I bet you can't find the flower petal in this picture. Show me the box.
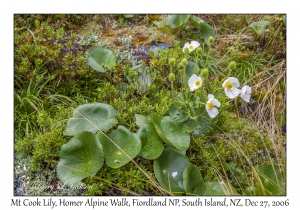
[188,74,202,91]
[208,94,214,100]
[212,99,221,107]
[240,85,251,102]
[227,77,240,88]
[189,85,197,91]
[241,94,251,102]
[222,79,228,88]
[182,42,190,52]
[225,87,241,99]
[188,74,198,85]
[207,107,219,118]
[191,41,200,48]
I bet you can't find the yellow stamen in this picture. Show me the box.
[195,80,201,87]
[225,81,233,90]
[189,45,194,50]
[207,101,214,110]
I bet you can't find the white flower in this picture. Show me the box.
[206,94,221,118]
[183,41,200,53]
[222,77,241,99]
[188,74,203,91]
[240,85,251,102]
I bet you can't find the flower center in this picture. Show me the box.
[207,101,214,110]
[195,80,201,87]
[189,45,194,50]
[225,81,233,90]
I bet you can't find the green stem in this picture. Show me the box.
[171,81,174,101]
[204,44,211,68]
[194,54,199,74]
[185,102,195,117]
[183,66,187,86]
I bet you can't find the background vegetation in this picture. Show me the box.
[14,14,286,196]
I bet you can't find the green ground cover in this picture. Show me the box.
[14,14,286,196]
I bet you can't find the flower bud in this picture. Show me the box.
[184,47,189,55]
[196,47,202,54]
[228,61,236,70]
[178,63,185,70]
[168,73,175,81]
[181,58,188,66]
[169,58,176,66]
[201,68,209,78]
[208,36,214,44]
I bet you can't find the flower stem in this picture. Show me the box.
[185,102,195,117]
[194,54,199,74]
[171,81,174,101]
[204,44,211,68]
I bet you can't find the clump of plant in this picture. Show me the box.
[56,22,285,195]
[14,14,285,196]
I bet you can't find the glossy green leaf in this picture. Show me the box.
[193,181,225,195]
[57,131,104,186]
[155,17,168,28]
[65,103,118,136]
[97,126,142,168]
[153,147,189,195]
[243,186,259,196]
[249,21,269,35]
[135,114,149,127]
[137,122,164,159]
[87,46,116,72]
[256,165,285,195]
[183,163,203,194]
[169,104,189,123]
[150,114,190,151]
[199,22,216,45]
[189,15,205,26]
[193,115,212,135]
[182,117,202,133]
[185,61,200,82]
[167,15,190,28]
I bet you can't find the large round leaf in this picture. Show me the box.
[256,165,285,195]
[199,22,216,45]
[87,46,116,72]
[137,122,164,160]
[189,15,205,26]
[65,103,118,136]
[97,126,142,168]
[193,181,226,196]
[135,114,150,127]
[249,21,269,35]
[183,163,204,194]
[169,104,189,123]
[150,114,190,151]
[193,114,213,135]
[167,14,190,28]
[182,117,202,132]
[57,131,104,186]
[154,147,189,195]
[185,61,200,82]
